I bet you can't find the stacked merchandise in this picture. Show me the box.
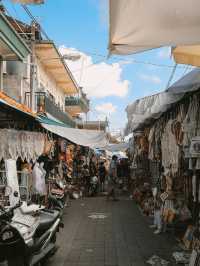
[130,131,155,216]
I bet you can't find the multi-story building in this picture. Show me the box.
[2,15,90,127]
[0,10,109,132]
[0,11,30,89]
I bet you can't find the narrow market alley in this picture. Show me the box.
[47,197,177,266]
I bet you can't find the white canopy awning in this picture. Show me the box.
[41,123,108,149]
[109,0,200,55]
[126,68,200,132]
[104,142,129,152]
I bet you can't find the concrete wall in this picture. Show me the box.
[3,56,30,103]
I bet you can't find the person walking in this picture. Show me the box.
[149,193,163,234]
[89,154,97,177]
[98,161,106,192]
[82,164,90,196]
[107,155,118,201]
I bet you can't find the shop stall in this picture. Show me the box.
[126,69,200,254]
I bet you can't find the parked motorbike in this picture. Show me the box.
[89,176,99,197]
[0,194,61,266]
[48,177,68,211]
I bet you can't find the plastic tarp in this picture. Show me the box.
[109,0,200,55]
[166,68,200,94]
[126,68,200,132]
[38,116,108,149]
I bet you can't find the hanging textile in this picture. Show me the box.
[148,126,155,160]
[161,120,179,174]
[5,159,20,207]
[32,162,47,196]
[0,129,45,162]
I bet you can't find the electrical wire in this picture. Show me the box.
[165,63,177,89]
[79,50,188,69]
[21,4,50,41]
[6,2,195,71]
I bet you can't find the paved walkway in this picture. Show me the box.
[47,197,178,266]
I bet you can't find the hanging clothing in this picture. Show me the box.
[32,162,47,196]
[192,174,197,202]
[89,161,97,177]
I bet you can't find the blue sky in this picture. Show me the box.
[3,0,192,133]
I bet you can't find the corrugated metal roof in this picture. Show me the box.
[0,91,35,117]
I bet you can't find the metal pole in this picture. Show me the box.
[0,59,3,91]
[30,22,36,111]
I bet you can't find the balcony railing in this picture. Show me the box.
[65,95,90,113]
[25,92,76,127]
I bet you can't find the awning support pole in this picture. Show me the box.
[0,59,3,92]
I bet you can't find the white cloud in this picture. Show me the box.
[139,74,162,84]
[95,102,117,115]
[157,47,171,59]
[59,46,129,99]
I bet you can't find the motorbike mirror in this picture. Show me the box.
[4,186,12,196]
[13,191,19,197]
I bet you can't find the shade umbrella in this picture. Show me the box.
[109,0,200,55]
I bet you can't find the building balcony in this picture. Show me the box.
[25,92,76,127]
[65,93,90,117]
[0,12,30,61]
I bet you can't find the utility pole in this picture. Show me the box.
[0,59,3,92]
[29,21,37,111]
[0,4,5,91]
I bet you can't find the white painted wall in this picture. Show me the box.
[36,58,65,111]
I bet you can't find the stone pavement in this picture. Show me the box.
[47,197,178,266]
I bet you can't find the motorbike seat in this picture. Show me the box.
[37,210,60,231]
